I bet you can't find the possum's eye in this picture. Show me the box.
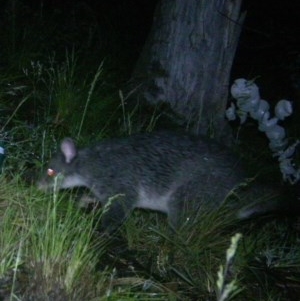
[47,168,57,177]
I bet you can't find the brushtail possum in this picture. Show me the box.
[38,132,283,232]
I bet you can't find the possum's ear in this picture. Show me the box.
[61,138,77,163]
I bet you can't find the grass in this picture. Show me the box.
[0,176,107,300]
[0,170,300,300]
[215,233,243,301]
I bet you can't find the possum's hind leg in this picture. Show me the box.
[166,198,185,231]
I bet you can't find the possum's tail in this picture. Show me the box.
[236,184,300,220]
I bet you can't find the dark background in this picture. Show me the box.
[1,0,300,113]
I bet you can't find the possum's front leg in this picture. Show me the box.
[101,194,135,233]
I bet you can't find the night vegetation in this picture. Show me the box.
[0,1,300,300]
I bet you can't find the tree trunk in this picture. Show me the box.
[131,0,245,142]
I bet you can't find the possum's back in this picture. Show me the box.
[83,131,245,204]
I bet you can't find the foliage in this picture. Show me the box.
[1,173,300,300]
[0,176,107,300]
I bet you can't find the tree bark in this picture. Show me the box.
[131,0,245,141]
